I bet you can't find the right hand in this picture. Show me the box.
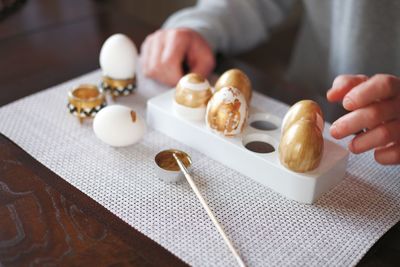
[140,28,215,86]
[327,74,400,165]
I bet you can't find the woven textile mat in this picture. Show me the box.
[0,70,399,266]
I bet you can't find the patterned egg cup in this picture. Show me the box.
[100,76,136,99]
[67,84,106,123]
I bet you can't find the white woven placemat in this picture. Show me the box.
[0,69,399,267]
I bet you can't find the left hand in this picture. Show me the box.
[327,74,400,165]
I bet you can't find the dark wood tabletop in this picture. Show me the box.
[0,1,399,266]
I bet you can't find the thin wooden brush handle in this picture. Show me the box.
[173,153,246,267]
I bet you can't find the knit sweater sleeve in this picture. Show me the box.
[163,0,295,54]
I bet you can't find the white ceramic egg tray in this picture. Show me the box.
[147,90,349,204]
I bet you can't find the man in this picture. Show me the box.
[140,0,400,165]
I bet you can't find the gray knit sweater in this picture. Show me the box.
[163,0,400,96]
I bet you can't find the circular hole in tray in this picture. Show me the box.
[249,120,277,131]
[245,141,275,153]
[242,133,277,154]
[248,113,280,131]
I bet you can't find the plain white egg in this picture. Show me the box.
[93,105,146,147]
[99,33,138,80]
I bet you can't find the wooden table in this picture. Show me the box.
[0,1,399,266]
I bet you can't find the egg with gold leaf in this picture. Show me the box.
[206,86,248,136]
[279,119,324,173]
[281,100,324,134]
[215,69,252,103]
[173,73,212,120]
[93,105,146,147]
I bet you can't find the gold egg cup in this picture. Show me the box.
[101,76,136,99]
[67,84,106,123]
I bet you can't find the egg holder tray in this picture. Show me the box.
[147,90,349,204]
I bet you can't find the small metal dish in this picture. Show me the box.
[154,149,192,183]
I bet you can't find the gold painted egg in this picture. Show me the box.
[175,73,212,108]
[206,86,248,136]
[281,100,324,134]
[215,69,252,103]
[279,120,324,173]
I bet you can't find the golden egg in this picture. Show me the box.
[175,73,212,108]
[281,100,324,134]
[215,69,252,103]
[206,86,248,136]
[279,120,324,173]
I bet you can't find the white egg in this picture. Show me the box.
[99,34,138,80]
[93,105,146,147]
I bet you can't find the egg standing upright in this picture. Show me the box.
[279,100,325,173]
[206,86,248,136]
[174,73,213,121]
[215,69,252,104]
[99,34,138,98]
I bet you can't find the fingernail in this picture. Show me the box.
[332,78,343,88]
[330,123,339,138]
[343,97,353,110]
[348,139,356,153]
[326,88,332,97]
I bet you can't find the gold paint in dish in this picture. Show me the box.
[155,149,192,172]
[67,84,106,123]
[215,69,252,104]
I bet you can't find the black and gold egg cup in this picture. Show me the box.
[67,84,107,123]
[100,76,136,99]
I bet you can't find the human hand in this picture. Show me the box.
[327,74,400,165]
[140,28,215,86]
